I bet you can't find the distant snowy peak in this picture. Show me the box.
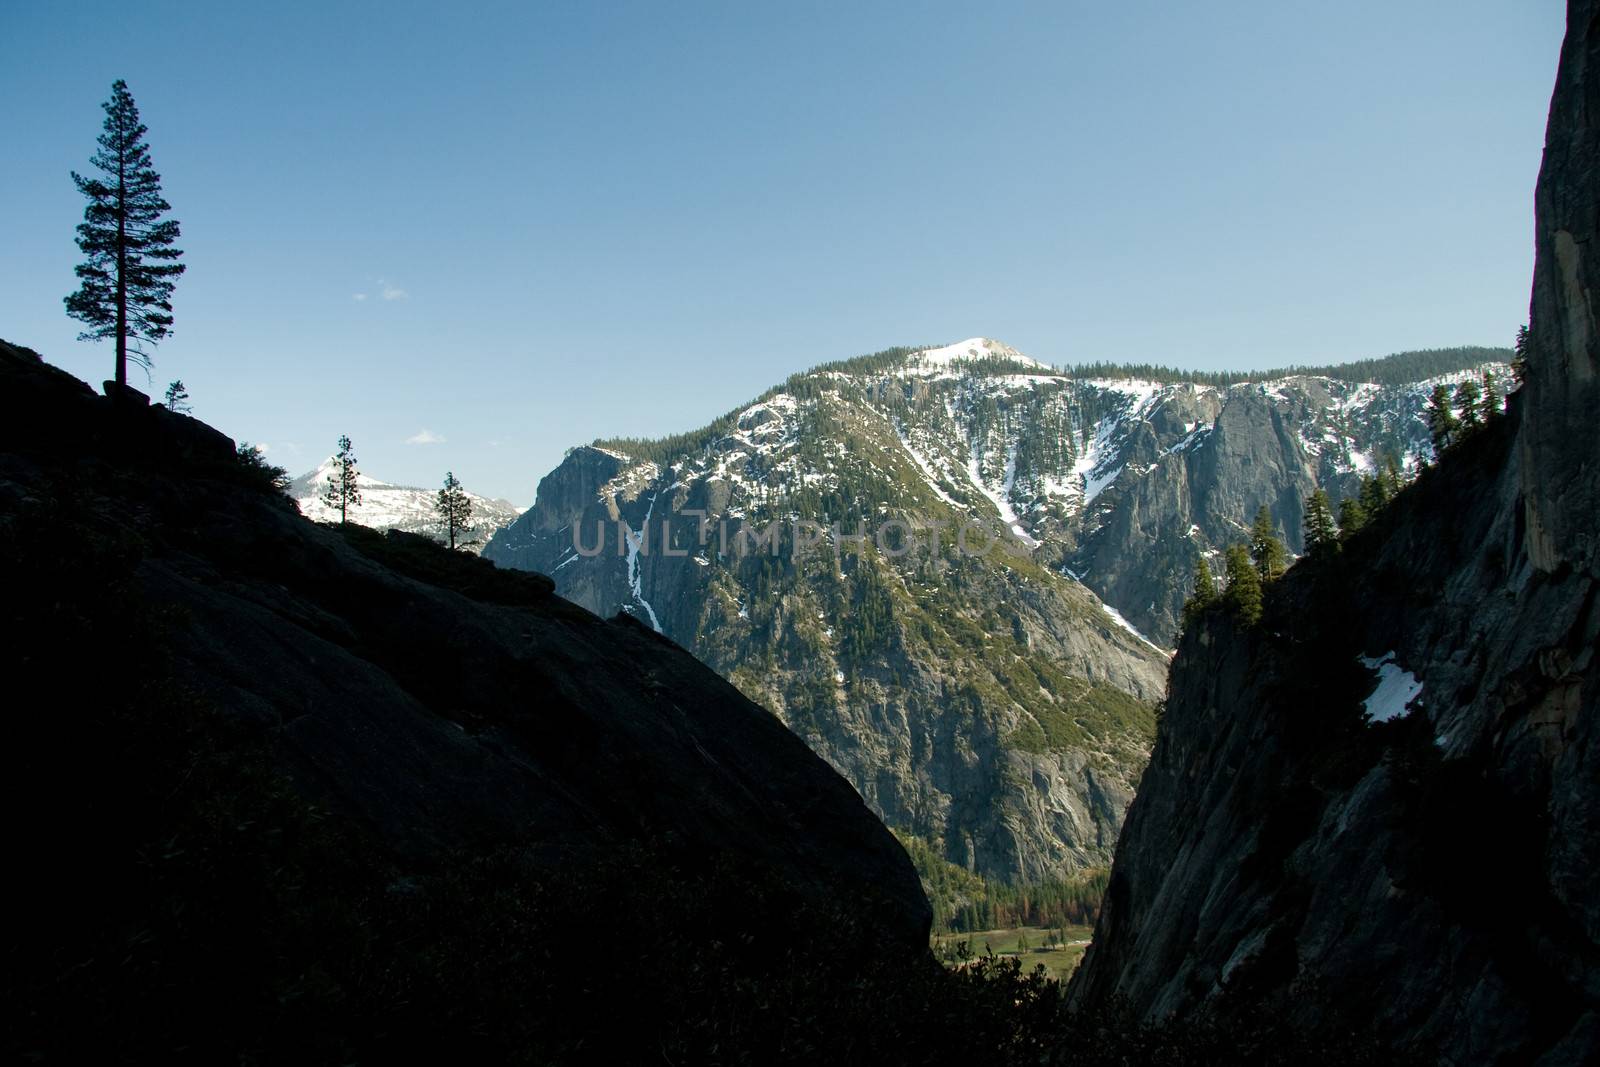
[297,455,404,493]
[290,458,521,555]
[899,337,1051,377]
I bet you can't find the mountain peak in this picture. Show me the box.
[899,337,1050,376]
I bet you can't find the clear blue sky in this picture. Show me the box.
[2,1,1568,503]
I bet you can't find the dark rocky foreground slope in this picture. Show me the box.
[0,339,941,1061]
[1070,3,1599,1063]
[0,340,1417,1066]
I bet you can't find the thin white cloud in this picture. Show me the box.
[406,428,446,445]
[353,278,407,302]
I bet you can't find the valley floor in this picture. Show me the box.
[935,924,1095,982]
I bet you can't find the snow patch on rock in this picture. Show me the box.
[1357,651,1423,722]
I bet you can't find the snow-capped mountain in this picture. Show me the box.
[885,340,1513,642]
[484,337,1511,886]
[291,458,521,553]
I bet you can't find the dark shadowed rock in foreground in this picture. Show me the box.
[1070,4,1599,1063]
[0,337,932,1061]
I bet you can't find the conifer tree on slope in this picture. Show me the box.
[163,379,190,413]
[1181,555,1219,627]
[1358,471,1394,520]
[1303,489,1338,556]
[1222,544,1263,626]
[1380,454,1404,499]
[1427,383,1459,457]
[1456,377,1483,431]
[64,80,185,397]
[322,436,362,524]
[1248,505,1287,581]
[435,471,475,550]
[1481,369,1501,421]
[1338,496,1368,538]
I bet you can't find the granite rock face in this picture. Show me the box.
[1069,6,1599,1061]
[1524,0,1600,578]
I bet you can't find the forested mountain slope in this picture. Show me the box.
[488,338,1510,888]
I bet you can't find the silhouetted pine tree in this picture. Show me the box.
[1512,324,1530,383]
[64,80,185,396]
[1249,506,1286,581]
[1427,383,1459,457]
[1303,489,1337,556]
[322,435,362,523]
[435,471,475,550]
[1222,544,1263,625]
[163,380,190,413]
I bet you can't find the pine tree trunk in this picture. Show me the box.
[115,153,127,397]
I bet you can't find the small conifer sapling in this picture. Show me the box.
[163,379,190,413]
